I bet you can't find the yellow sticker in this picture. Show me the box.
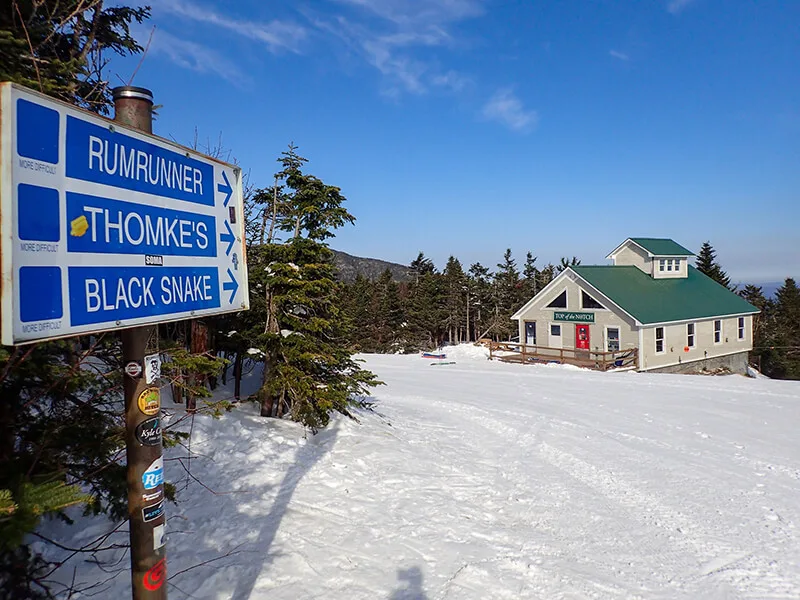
[137,387,160,416]
[70,215,89,237]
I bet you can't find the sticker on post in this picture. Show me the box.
[143,557,166,591]
[145,353,162,384]
[142,499,164,522]
[137,387,160,415]
[124,361,142,378]
[135,417,162,446]
[142,457,164,490]
[143,488,162,503]
[153,523,166,550]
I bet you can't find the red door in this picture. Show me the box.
[575,324,590,350]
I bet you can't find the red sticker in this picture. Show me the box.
[143,557,166,591]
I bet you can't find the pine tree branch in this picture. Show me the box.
[13,1,44,93]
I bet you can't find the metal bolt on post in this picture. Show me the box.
[113,86,168,600]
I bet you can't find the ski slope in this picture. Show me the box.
[39,345,800,599]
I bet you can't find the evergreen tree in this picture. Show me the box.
[695,242,732,289]
[556,256,581,273]
[770,278,800,379]
[249,146,382,429]
[0,2,150,113]
[491,249,523,339]
[739,285,769,340]
[536,263,556,292]
[410,252,435,282]
[522,252,539,299]
[443,256,467,344]
[406,258,446,348]
[468,262,493,341]
[737,285,772,374]
[340,275,376,351]
[371,270,406,352]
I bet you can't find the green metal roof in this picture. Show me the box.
[628,238,694,256]
[572,265,759,325]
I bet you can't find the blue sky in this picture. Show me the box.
[112,0,799,282]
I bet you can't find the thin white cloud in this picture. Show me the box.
[667,0,697,14]
[317,0,484,95]
[315,11,470,95]
[143,27,249,85]
[335,0,484,26]
[431,70,471,92]
[363,38,428,94]
[482,88,538,132]
[158,0,307,53]
[609,49,629,61]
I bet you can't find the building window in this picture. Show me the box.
[674,260,681,272]
[550,324,561,337]
[687,323,695,348]
[655,327,665,353]
[607,327,620,352]
[581,291,606,310]
[666,260,673,272]
[659,259,665,272]
[546,290,567,308]
[714,320,722,344]
[738,317,745,340]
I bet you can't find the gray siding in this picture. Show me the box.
[515,276,638,352]
[639,315,753,371]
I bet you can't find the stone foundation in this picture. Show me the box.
[645,351,750,375]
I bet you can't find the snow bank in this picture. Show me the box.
[36,353,800,599]
[438,342,490,361]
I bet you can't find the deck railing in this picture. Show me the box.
[484,340,638,371]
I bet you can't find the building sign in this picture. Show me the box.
[553,311,595,323]
[0,83,250,345]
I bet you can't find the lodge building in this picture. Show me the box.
[511,238,759,374]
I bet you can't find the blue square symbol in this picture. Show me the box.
[17,99,60,164]
[20,266,63,322]
[18,184,60,242]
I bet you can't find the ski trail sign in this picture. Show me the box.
[0,83,249,344]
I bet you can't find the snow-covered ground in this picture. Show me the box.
[38,345,800,599]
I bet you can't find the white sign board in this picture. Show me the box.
[0,84,249,345]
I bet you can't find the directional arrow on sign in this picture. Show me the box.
[220,220,235,256]
[217,171,232,207]
[223,268,238,304]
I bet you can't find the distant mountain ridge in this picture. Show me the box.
[330,249,414,282]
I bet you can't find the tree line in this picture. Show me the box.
[336,251,581,352]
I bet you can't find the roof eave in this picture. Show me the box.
[606,238,695,259]
[641,309,761,328]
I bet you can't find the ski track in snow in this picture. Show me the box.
[36,346,800,599]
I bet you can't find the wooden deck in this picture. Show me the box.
[484,340,638,371]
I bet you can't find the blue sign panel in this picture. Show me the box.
[3,84,249,345]
[16,99,59,164]
[18,184,60,242]
[65,116,215,206]
[68,266,220,326]
[20,266,63,322]
[66,192,217,257]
